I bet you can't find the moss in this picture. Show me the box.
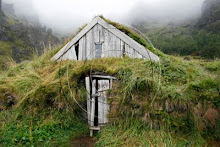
[5,15,17,25]
[0,41,12,55]
[0,49,219,145]
[0,18,219,145]
[99,15,163,56]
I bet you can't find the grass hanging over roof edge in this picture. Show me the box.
[99,15,164,57]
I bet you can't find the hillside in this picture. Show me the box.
[0,18,219,146]
[197,0,220,32]
[0,50,219,146]
[132,0,220,59]
[0,5,60,70]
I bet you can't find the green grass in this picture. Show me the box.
[0,49,219,146]
[144,24,220,59]
[0,16,219,146]
[0,110,88,147]
[0,41,12,55]
[96,119,205,147]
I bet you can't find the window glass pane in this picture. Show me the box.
[95,44,102,58]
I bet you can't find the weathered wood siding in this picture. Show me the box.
[57,45,77,61]
[51,17,160,62]
[63,23,144,60]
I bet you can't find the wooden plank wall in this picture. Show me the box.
[57,45,77,61]
[91,79,96,127]
[76,23,144,60]
[85,77,91,125]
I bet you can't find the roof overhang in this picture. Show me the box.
[51,16,160,62]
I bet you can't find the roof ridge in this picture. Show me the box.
[51,16,159,61]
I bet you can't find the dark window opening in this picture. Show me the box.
[122,44,126,57]
[75,42,79,60]
[95,44,102,58]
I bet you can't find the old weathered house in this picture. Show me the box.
[51,16,159,136]
[51,16,159,61]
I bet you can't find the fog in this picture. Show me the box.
[3,0,205,34]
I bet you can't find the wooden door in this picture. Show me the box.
[86,76,113,127]
[97,80,110,125]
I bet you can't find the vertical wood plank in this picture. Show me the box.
[120,40,125,57]
[130,46,134,58]
[110,79,113,89]
[85,77,91,125]
[98,80,104,124]
[86,28,92,60]
[57,45,77,61]
[91,26,95,59]
[103,28,109,58]
[105,30,113,57]
[79,36,84,61]
[116,37,121,57]
[82,35,86,60]
[91,79,96,127]
[112,35,116,57]
[94,25,99,43]
[125,43,130,57]
[103,80,110,124]
[98,24,105,43]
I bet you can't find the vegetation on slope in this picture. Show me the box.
[0,11,60,70]
[132,0,220,59]
[0,44,219,146]
[0,16,219,146]
[143,25,220,59]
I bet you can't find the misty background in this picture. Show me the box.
[3,0,205,34]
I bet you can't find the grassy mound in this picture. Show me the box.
[0,45,219,146]
[0,16,219,146]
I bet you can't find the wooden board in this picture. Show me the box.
[98,80,110,125]
[79,36,87,60]
[85,77,91,125]
[90,79,96,127]
[97,17,160,61]
[98,24,105,43]
[92,75,116,80]
[51,16,160,62]
[57,45,77,61]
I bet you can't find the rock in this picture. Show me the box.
[0,92,15,109]
[0,2,61,65]
[165,99,173,112]
[11,45,21,63]
[197,0,220,32]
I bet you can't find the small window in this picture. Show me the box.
[95,44,102,58]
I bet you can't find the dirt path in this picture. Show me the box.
[70,136,96,147]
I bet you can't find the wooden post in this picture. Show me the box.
[98,80,104,125]
[90,79,96,136]
[85,77,91,125]
[110,79,113,89]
